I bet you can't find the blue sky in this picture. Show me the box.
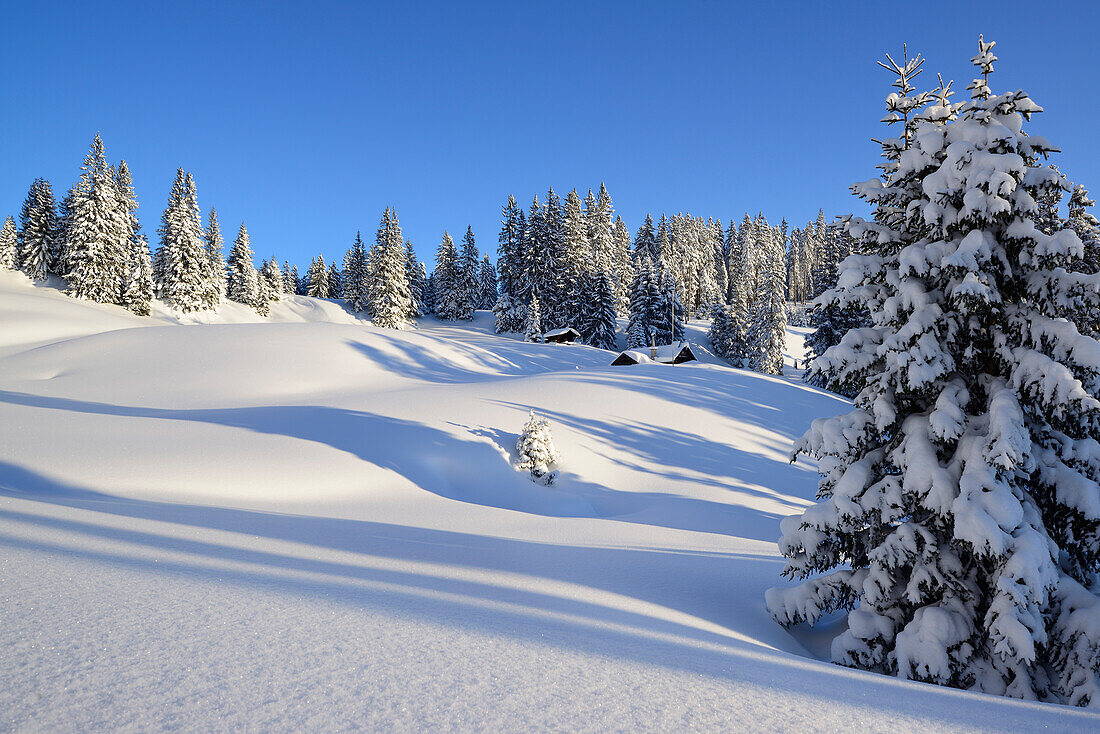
[2,1,1097,269]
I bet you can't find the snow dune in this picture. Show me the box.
[1,270,1095,731]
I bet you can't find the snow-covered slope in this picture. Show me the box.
[1,270,1095,731]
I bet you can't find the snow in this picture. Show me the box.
[1,269,1096,731]
[543,327,580,339]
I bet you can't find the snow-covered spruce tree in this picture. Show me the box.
[768,38,1100,705]
[343,231,368,311]
[625,319,649,351]
[626,257,655,348]
[203,208,226,309]
[226,222,259,307]
[326,263,342,300]
[524,292,543,343]
[478,254,498,310]
[632,214,658,265]
[493,291,525,334]
[157,170,209,312]
[423,271,436,315]
[306,254,328,297]
[404,240,425,318]
[1068,185,1100,274]
[496,194,523,303]
[433,230,462,320]
[416,260,430,317]
[0,216,19,270]
[519,197,544,302]
[584,270,618,350]
[261,257,283,299]
[65,136,130,303]
[516,410,560,485]
[368,208,412,329]
[746,227,788,375]
[122,234,154,315]
[560,189,590,331]
[612,216,634,314]
[113,161,141,307]
[708,302,748,365]
[253,258,280,317]
[651,263,685,346]
[540,188,567,329]
[805,223,869,393]
[454,226,479,319]
[282,261,297,296]
[17,178,58,280]
[804,302,870,395]
[1067,186,1100,336]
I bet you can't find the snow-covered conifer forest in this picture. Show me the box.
[2,31,1099,732]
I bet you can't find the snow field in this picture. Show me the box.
[1,271,1096,731]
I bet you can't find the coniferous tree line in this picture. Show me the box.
[485,183,842,373]
[2,134,286,317]
[493,185,629,350]
[4,135,848,375]
[328,207,430,329]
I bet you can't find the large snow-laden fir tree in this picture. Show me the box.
[767,38,1100,706]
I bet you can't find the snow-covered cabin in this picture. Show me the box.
[543,327,581,344]
[611,341,697,366]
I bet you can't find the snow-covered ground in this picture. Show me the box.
[1,270,1096,732]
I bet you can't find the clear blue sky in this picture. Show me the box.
[2,1,1097,269]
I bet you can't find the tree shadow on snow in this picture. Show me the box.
[0,459,789,659]
[343,331,610,386]
[0,389,792,540]
[2,462,1090,731]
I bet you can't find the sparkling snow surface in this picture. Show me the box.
[1,270,1096,732]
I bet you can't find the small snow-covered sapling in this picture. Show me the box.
[516,410,560,485]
